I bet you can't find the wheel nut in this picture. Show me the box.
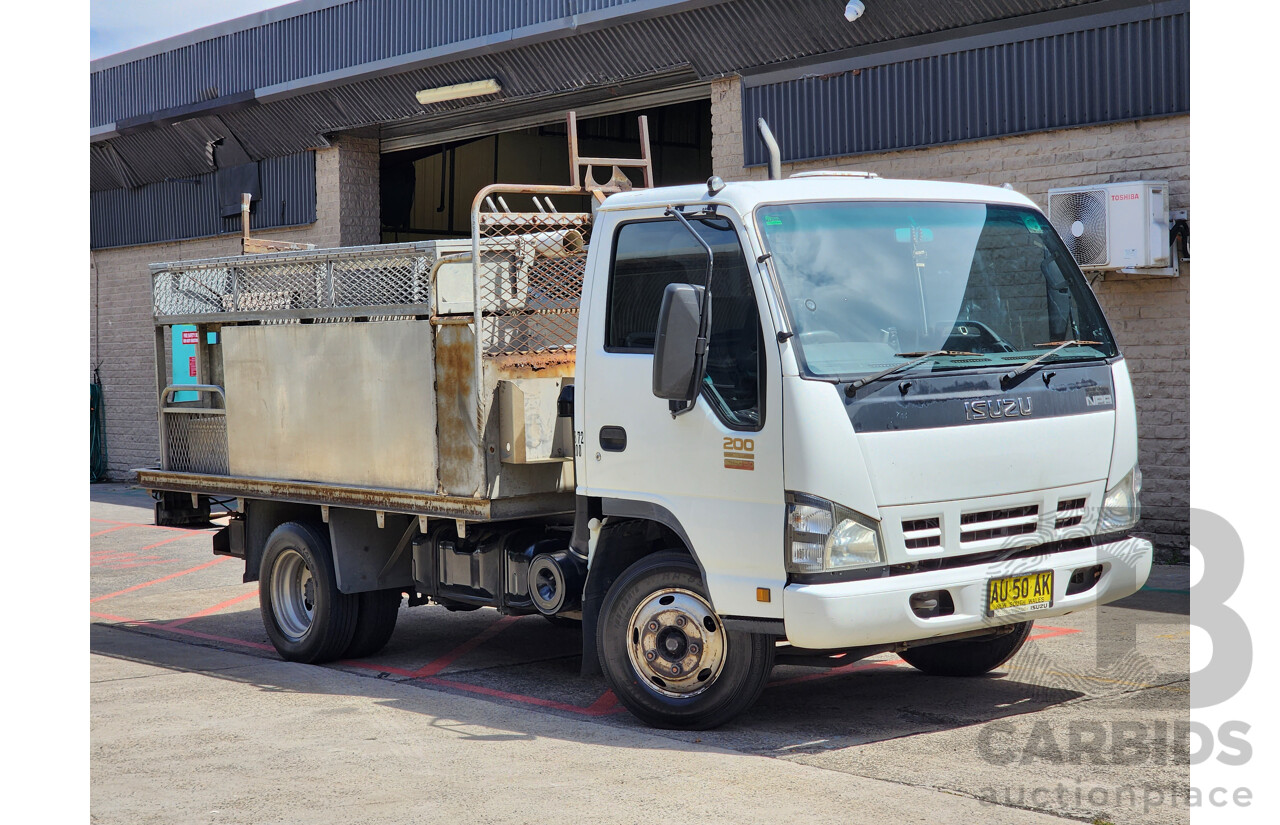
[688,644,699,655]
[670,665,681,675]
[675,616,686,627]
[645,651,656,661]
[647,621,659,632]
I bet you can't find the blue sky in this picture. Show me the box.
[91,0,292,59]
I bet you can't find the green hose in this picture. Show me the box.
[91,371,109,482]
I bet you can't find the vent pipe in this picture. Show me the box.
[756,118,781,180]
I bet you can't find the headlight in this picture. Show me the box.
[785,493,884,573]
[1098,467,1142,532]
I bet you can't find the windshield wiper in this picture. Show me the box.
[845,350,977,397]
[1001,340,1102,388]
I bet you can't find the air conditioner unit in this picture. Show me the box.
[1047,181,1171,272]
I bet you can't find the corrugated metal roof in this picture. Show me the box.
[93,1,1101,128]
[93,0,1106,189]
[91,0,685,128]
[741,6,1188,165]
[90,151,316,249]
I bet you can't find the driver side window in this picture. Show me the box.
[606,218,763,430]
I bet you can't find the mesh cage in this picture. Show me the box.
[151,243,437,320]
[163,412,229,475]
[475,212,591,356]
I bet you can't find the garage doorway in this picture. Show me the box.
[379,98,712,243]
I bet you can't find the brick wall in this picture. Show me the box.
[90,135,380,479]
[711,77,1190,559]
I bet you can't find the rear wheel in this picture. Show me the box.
[259,521,357,663]
[898,621,1033,676]
[342,589,402,659]
[597,551,774,730]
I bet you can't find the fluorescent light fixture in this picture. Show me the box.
[415,79,502,105]
[844,1,865,22]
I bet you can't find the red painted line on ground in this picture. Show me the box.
[89,524,134,538]
[93,559,182,570]
[158,625,275,651]
[90,610,137,623]
[1027,624,1081,642]
[91,610,275,651]
[91,518,208,534]
[411,616,520,678]
[137,534,198,552]
[163,590,258,628]
[89,557,230,604]
[582,690,622,715]
[424,676,629,716]
[341,660,420,678]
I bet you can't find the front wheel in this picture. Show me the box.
[597,551,774,730]
[898,621,1033,676]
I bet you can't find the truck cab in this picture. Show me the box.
[574,174,1151,726]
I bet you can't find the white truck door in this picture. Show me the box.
[579,207,785,619]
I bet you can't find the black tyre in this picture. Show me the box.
[597,551,774,730]
[898,621,1033,677]
[341,589,402,659]
[259,521,358,663]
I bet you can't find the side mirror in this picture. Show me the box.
[652,283,709,405]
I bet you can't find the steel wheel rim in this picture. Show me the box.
[271,548,315,642]
[626,587,726,698]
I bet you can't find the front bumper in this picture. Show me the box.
[782,536,1152,650]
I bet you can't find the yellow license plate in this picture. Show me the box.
[987,570,1054,616]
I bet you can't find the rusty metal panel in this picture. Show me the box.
[223,320,437,491]
[434,322,486,498]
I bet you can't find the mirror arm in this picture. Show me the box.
[664,207,715,416]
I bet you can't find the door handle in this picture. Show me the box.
[599,426,627,452]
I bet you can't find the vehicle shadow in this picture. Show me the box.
[90,617,1085,756]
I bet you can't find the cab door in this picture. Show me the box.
[578,206,784,618]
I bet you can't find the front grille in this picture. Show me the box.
[1056,497,1086,529]
[960,505,1038,543]
[902,517,941,549]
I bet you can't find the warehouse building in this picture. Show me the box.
[89,0,1190,558]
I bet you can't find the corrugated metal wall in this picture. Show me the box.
[90,151,316,249]
[742,10,1189,166]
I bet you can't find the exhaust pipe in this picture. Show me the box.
[757,118,782,180]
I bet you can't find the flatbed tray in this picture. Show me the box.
[135,469,574,523]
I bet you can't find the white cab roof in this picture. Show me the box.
[598,175,1039,215]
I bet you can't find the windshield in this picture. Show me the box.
[755,201,1118,381]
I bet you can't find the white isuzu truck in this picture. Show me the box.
[138,115,1152,729]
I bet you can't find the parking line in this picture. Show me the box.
[422,676,629,716]
[91,610,276,652]
[89,557,230,604]
[159,626,275,652]
[90,524,134,538]
[411,616,520,678]
[137,534,200,553]
[163,591,258,628]
[1026,624,1081,641]
[91,518,207,534]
